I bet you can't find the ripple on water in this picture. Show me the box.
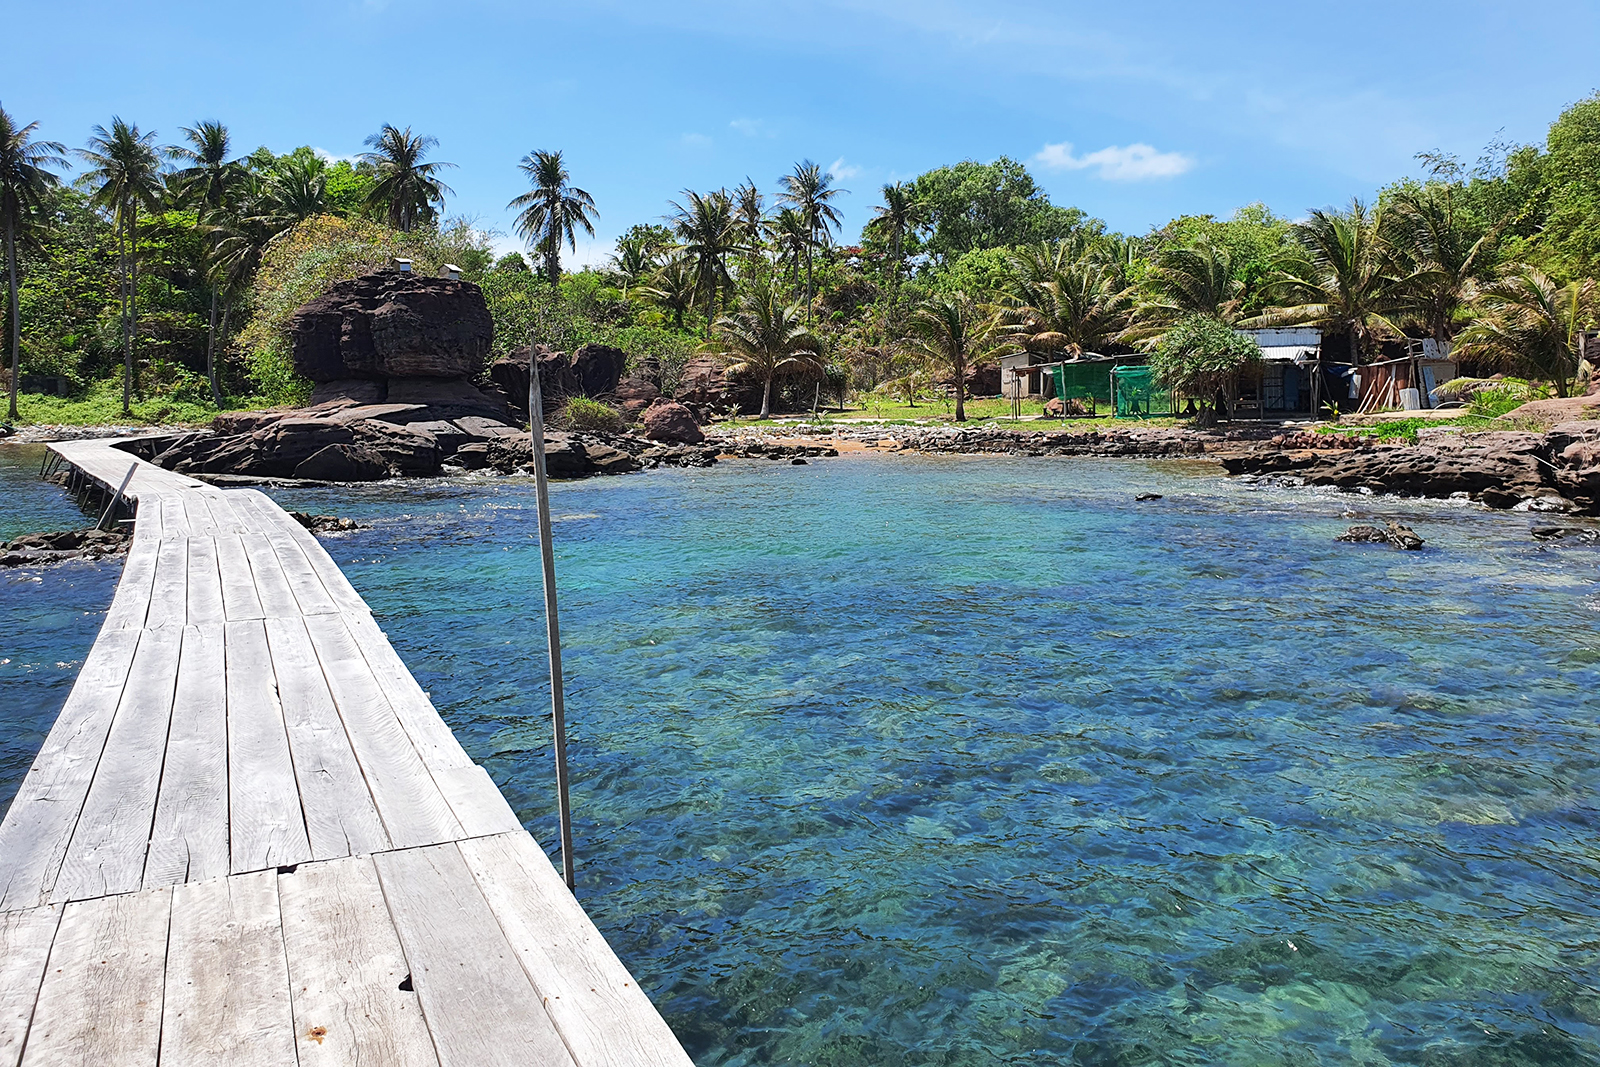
[6,452,1600,1065]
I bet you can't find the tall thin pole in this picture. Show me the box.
[528,354,577,891]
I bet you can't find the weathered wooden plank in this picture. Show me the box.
[0,905,60,1067]
[185,535,226,626]
[432,766,524,838]
[216,533,266,621]
[181,492,219,538]
[202,491,254,536]
[144,624,230,889]
[240,532,303,619]
[278,857,437,1067]
[341,612,473,772]
[160,490,194,538]
[0,629,140,911]
[461,833,696,1067]
[264,529,340,617]
[303,614,463,849]
[236,492,371,616]
[374,845,577,1067]
[262,616,389,860]
[103,500,160,632]
[160,871,296,1067]
[145,535,188,631]
[51,626,182,904]
[20,887,169,1067]
[226,620,313,873]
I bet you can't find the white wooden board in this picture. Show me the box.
[144,624,230,889]
[225,621,313,873]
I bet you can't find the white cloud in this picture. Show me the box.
[827,156,862,181]
[312,146,361,165]
[1032,141,1193,181]
[729,117,775,138]
[680,132,713,148]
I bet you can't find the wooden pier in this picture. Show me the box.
[0,439,694,1067]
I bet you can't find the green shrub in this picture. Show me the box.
[1467,378,1550,417]
[560,395,625,433]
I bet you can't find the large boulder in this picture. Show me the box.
[490,344,630,421]
[641,400,704,444]
[290,272,494,382]
[615,377,662,417]
[570,343,627,397]
[155,417,442,478]
[293,444,390,481]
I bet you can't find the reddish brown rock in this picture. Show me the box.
[641,400,704,444]
[290,272,493,382]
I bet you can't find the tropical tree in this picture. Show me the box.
[905,291,1007,422]
[769,207,810,290]
[731,178,765,262]
[1001,241,1138,356]
[865,181,926,297]
[0,106,67,420]
[360,124,453,232]
[776,160,845,311]
[1247,200,1404,363]
[1455,265,1597,396]
[1147,313,1262,423]
[508,149,597,286]
[78,118,167,414]
[638,253,697,330]
[710,274,823,417]
[1386,183,1498,344]
[171,121,245,403]
[1128,239,1247,346]
[668,188,737,336]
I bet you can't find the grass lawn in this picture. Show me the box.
[4,379,264,428]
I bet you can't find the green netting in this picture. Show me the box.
[1112,366,1174,418]
[1051,362,1114,407]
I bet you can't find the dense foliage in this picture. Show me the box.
[2,91,1599,423]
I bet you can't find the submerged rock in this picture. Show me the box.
[2,527,131,566]
[1336,521,1423,549]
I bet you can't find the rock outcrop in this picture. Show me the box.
[488,343,631,421]
[2,527,131,567]
[291,273,493,382]
[641,400,705,444]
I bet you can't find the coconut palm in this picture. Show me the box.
[906,292,1007,422]
[1246,200,1404,364]
[864,181,926,297]
[1129,240,1247,345]
[1001,241,1138,357]
[769,207,810,291]
[731,178,765,261]
[776,160,845,312]
[170,121,245,403]
[78,118,167,414]
[0,106,67,420]
[668,189,737,336]
[259,154,328,228]
[637,253,697,330]
[508,149,597,286]
[1386,185,1498,345]
[1455,266,1597,397]
[360,124,454,232]
[710,275,824,418]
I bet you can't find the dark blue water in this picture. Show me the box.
[0,444,122,812]
[6,448,1600,1064]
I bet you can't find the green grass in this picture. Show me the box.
[1316,415,1501,444]
[722,396,1184,432]
[5,379,264,428]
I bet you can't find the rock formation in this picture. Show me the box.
[487,343,630,421]
[641,400,705,444]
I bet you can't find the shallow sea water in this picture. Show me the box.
[5,446,1600,1065]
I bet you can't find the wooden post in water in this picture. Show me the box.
[528,354,578,891]
[96,463,138,531]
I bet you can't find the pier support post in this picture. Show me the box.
[528,356,577,891]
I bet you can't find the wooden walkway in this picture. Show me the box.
[0,439,694,1067]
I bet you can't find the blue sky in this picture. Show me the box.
[11,0,1599,264]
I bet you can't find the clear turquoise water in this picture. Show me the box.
[7,448,1600,1064]
[0,445,122,812]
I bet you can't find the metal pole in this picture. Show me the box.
[97,463,138,531]
[528,354,577,891]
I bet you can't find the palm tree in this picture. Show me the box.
[1001,241,1138,356]
[171,121,244,403]
[1246,200,1404,364]
[864,181,925,296]
[1455,266,1597,397]
[731,178,765,262]
[360,124,453,232]
[1128,240,1246,345]
[668,189,737,337]
[78,118,167,414]
[709,275,824,418]
[906,292,1007,422]
[637,254,697,330]
[776,160,845,313]
[769,207,810,292]
[0,106,66,421]
[1386,185,1498,345]
[508,149,597,286]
